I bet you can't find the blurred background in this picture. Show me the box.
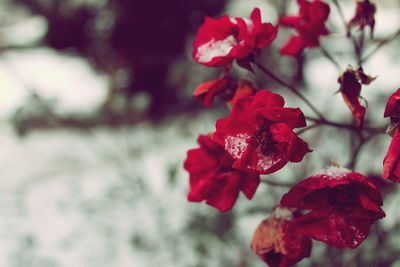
[0,0,400,266]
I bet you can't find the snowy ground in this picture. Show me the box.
[1,0,400,266]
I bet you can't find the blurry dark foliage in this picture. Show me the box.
[14,0,226,118]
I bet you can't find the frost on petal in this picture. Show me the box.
[316,166,351,180]
[224,133,250,159]
[196,36,237,63]
[272,206,295,220]
[256,147,281,172]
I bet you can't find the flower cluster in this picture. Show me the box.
[281,167,385,249]
[279,0,330,56]
[184,1,390,266]
[193,8,278,67]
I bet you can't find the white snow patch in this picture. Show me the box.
[196,36,237,63]
[272,207,294,220]
[317,166,351,179]
[256,148,280,172]
[224,133,250,159]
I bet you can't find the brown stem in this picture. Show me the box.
[361,28,400,64]
[305,116,385,135]
[261,178,294,188]
[331,0,348,30]
[320,44,342,71]
[254,62,326,120]
[331,0,363,66]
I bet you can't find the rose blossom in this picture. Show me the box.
[281,167,385,249]
[279,0,330,56]
[193,8,278,67]
[184,134,260,212]
[251,206,312,267]
[213,90,311,175]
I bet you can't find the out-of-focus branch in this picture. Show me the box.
[361,28,400,64]
[305,116,386,135]
[255,62,326,120]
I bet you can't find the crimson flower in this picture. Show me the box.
[279,0,330,56]
[184,134,260,212]
[383,129,400,182]
[383,89,400,182]
[281,167,385,249]
[338,66,375,126]
[213,90,311,175]
[251,206,312,267]
[347,0,376,38]
[384,88,400,120]
[193,8,278,67]
[193,78,255,107]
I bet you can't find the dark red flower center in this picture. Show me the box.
[255,123,278,154]
[216,79,238,101]
[332,186,356,206]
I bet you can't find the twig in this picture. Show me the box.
[296,124,319,135]
[320,44,342,71]
[331,0,363,66]
[261,178,294,188]
[254,62,326,120]
[361,29,400,64]
[305,116,385,135]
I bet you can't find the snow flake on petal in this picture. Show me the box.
[256,147,280,172]
[317,166,351,180]
[224,133,250,159]
[272,206,295,220]
[197,36,237,63]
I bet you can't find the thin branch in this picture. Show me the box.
[361,28,400,64]
[348,133,368,170]
[296,124,319,135]
[305,116,385,135]
[331,0,347,31]
[331,0,363,65]
[320,44,342,71]
[254,62,326,120]
[261,178,294,188]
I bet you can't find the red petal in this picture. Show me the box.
[293,210,373,249]
[384,88,400,118]
[280,36,306,56]
[383,129,400,182]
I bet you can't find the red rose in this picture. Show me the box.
[281,167,385,249]
[384,88,400,119]
[184,135,260,212]
[213,90,311,175]
[279,0,330,56]
[338,66,375,126]
[347,0,376,38]
[193,8,278,67]
[383,129,400,182]
[383,90,400,182]
[193,78,255,108]
[251,206,312,267]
